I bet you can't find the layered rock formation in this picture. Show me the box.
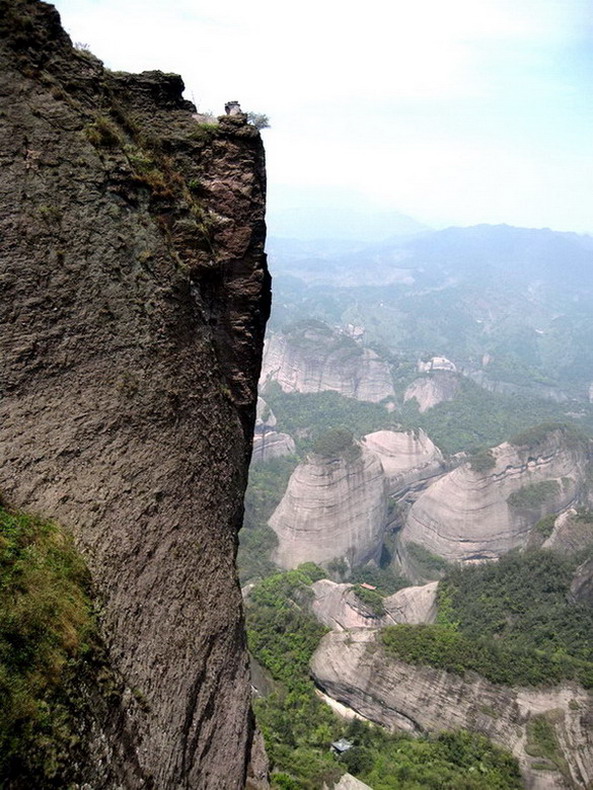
[311,580,384,630]
[403,371,460,412]
[269,446,387,569]
[361,428,444,495]
[0,2,269,787]
[259,323,395,403]
[543,509,593,555]
[312,630,593,789]
[383,582,438,624]
[311,580,438,630]
[252,397,295,463]
[401,428,589,562]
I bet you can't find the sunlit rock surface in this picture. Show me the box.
[269,446,387,569]
[312,630,593,790]
[401,429,589,562]
[310,580,438,630]
[260,324,395,403]
[361,428,444,495]
[404,372,460,412]
[382,582,438,624]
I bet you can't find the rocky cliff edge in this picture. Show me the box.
[0,2,270,787]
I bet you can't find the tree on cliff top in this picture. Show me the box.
[312,427,359,458]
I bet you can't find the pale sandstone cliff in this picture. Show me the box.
[382,582,438,624]
[0,2,269,787]
[269,446,387,569]
[259,324,395,403]
[542,508,593,555]
[311,580,438,630]
[252,397,295,463]
[361,428,444,495]
[403,371,460,412]
[311,630,593,790]
[401,429,589,562]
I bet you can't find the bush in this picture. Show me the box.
[312,428,359,459]
[85,115,122,148]
[509,422,584,449]
[353,586,385,617]
[507,481,560,509]
[0,505,101,784]
[534,514,556,538]
[246,111,270,130]
[405,541,449,579]
[468,448,496,473]
[410,550,593,687]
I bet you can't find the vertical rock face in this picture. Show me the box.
[401,429,590,562]
[269,446,387,569]
[361,428,444,495]
[260,324,395,403]
[311,630,593,790]
[403,372,460,413]
[0,2,269,787]
[251,397,296,463]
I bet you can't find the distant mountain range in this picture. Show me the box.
[267,224,593,396]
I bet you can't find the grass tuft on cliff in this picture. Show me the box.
[0,503,99,784]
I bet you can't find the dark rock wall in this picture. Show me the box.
[0,1,270,787]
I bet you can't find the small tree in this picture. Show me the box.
[246,111,270,130]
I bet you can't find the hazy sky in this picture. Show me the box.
[53,0,593,234]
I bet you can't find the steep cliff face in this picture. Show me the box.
[252,397,295,463]
[269,446,387,569]
[401,429,589,562]
[403,372,460,413]
[0,2,269,788]
[542,508,593,555]
[361,428,444,495]
[259,324,395,403]
[311,630,593,790]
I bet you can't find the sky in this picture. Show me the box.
[52,0,593,236]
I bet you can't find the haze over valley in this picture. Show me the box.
[3,1,593,788]
[241,216,593,789]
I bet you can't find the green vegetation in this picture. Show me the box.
[85,114,122,148]
[381,623,593,687]
[507,480,560,509]
[525,714,568,776]
[246,566,344,788]
[382,550,593,687]
[352,586,385,616]
[534,514,556,538]
[400,379,589,455]
[312,427,359,459]
[348,564,408,595]
[469,448,496,473]
[247,567,521,789]
[343,722,522,790]
[247,566,328,691]
[0,504,104,785]
[239,457,298,585]
[405,541,450,580]
[264,386,390,454]
[509,422,582,448]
